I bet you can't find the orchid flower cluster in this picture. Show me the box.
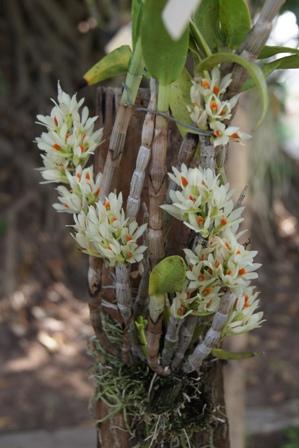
[36,84,147,267]
[163,164,264,336]
[188,67,251,147]
[73,193,147,266]
[36,83,103,184]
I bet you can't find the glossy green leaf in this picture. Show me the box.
[212,348,258,360]
[266,55,299,70]
[149,256,186,295]
[258,45,299,59]
[190,20,212,58]
[169,69,192,136]
[219,0,251,49]
[83,45,132,86]
[198,52,268,125]
[141,0,189,85]
[132,0,143,49]
[243,55,299,90]
[193,0,220,52]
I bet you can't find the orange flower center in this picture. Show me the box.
[104,200,110,210]
[220,217,228,226]
[125,234,133,242]
[238,268,246,276]
[203,287,212,296]
[230,132,240,141]
[213,130,222,138]
[213,85,220,95]
[181,176,188,187]
[243,295,250,308]
[201,79,210,89]
[196,216,205,225]
[210,101,218,112]
[220,107,228,116]
[52,143,62,151]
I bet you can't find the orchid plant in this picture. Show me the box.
[35,0,295,446]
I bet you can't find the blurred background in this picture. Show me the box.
[0,1,299,447]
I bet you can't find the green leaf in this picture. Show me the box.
[132,0,143,49]
[169,69,192,136]
[83,45,132,86]
[198,52,268,125]
[190,20,212,57]
[243,55,299,90]
[141,0,189,85]
[258,45,299,59]
[149,256,186,295]
[219,0,251,49]
[266,55,299,70]
[212,348,258,360]
[193,0,220,52]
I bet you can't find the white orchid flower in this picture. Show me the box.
[193,68,233,98]
[188,67,251,145]
[72,193,147,266]
[53,166,102,213]
[211,121,252,147]
[36,82,103,179]
[223,287,264,336]
[161,165,244,238]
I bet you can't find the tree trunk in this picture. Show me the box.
[91,87,230,447]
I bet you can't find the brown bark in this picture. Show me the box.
[92,87,230,447]
[195,362,230,447]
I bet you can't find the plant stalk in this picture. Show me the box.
[183,290,234,373]
[100,39,144,199]
[161,315,183,367]
[148,83,169,267]
[227,0,286,98]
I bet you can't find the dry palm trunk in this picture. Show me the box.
[91,87,230,447]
